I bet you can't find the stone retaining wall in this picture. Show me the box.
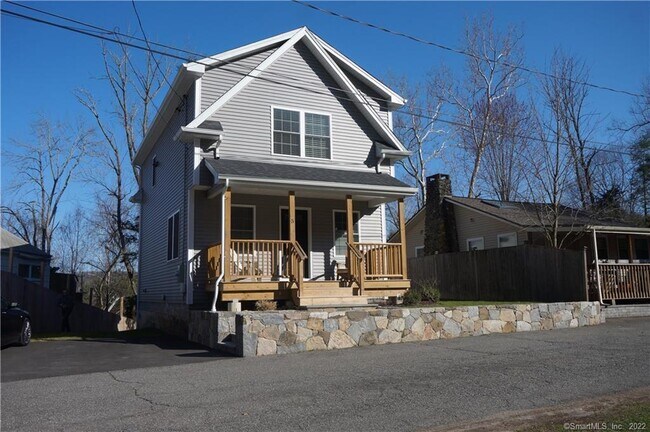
[189,302,603,357]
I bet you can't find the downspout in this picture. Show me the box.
[375,153,386,174]
[591,228,605,306]
[211,178,229,312]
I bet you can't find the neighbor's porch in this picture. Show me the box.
[189,187,411,308]
[587,228,650,304]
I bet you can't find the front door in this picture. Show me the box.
[280,208,310,278]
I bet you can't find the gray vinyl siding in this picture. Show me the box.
[453,205,527,251]
[201,47,280,112]
[139,96,192,305]
[404,212,425,259]
[205,41,384,170]
[345,73,390,126]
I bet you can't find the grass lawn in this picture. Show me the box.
[32,328,163,342]
[518,402,650,432]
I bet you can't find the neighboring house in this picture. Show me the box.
[132,27,416,333]
[1,228,51,288]
[392,174,650,304]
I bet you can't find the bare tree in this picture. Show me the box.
[391,74,448,208]
[54,207,92,275]
[546,49,599,209]
[2,117,92,254]
[441,14,524,198]
[76,41,168,295]
[478,94,532,201]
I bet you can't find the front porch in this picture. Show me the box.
[190,187,411,308]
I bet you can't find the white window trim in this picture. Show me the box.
[415,246,425,257]
[497,232,517,248]
[231,204,257,239]
[466,237,484,251]
[278,206,313,280]
[167,211,180,262]
[332,209,362,258]
[270,105,334,161]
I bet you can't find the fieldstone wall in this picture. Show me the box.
[188,302,602,356]
[188,311,236,348]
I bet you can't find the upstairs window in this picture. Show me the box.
[167,212,180,261]
[272,107,331,159]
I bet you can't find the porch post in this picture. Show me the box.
[398,198,408,279]
[628,235,635,262]
[591,229,603,304]
[346,195,354,247]
[223,187,232,283]
[289,191,296,243]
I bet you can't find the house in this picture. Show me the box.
[391,174,650,304]
[132,27,416,333]
[1,228,51,288]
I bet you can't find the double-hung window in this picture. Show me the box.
[497,232,517,248]
[231,206,255,240]
[167,212,180,261]
[272,108,331,159]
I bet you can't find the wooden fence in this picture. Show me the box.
[1,272,120,334]
[408,245,587,302]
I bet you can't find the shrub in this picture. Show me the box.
[402,288,422,306]
[414,280,441,303]
[255,300,277,311]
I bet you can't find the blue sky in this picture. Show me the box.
[2,1,648,214]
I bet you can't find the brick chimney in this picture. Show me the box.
[424,174,458,254]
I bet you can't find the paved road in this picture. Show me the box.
[2,318,649,431]
[1,335,226,382]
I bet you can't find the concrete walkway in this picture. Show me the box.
[2,318,649,431]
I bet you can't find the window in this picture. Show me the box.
[497,232,517,248]
[273,108,300,156]
[596,237,609,261]
[152,155,158,186]
[272,108,331,159]
[467,237,484,251]
[617,236,630,261]
[304,113,331,159]
[333,210,359,256]
[635,238,649,261]
[18,264,41,279]
[232,206,255,240]
[167,212,180,261]
[415,246,425,258]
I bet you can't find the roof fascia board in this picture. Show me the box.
[312,33,406,108]
[301,31,407,152]
[191,28,303,68]
[445,198,525,229]
[187,29,307,129]
[133,67,201,166]
[215,174,417,197]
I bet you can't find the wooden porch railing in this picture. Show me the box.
[189,243,222,288]
[347,242,365,295]
[289,241,308,298]
[356,242,404,280]
[597,263,650,301]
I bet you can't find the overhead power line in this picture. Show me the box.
[291,0,644,99]
[0,7,634,157]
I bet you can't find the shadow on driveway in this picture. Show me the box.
[1,333,229,383]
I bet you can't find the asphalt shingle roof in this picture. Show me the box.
[204,158,413,189]
[445,196,630,229]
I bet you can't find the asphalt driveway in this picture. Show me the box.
[1,333,226,382]
[2,318,649,431]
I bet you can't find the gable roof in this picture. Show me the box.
[133,27,408,167]
[387,206,425,243]
[1,228,50,258]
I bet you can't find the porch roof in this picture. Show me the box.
[204,158,416,198]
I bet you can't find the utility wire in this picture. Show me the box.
[0,7,633,157]
[130,0,184,106]
[291,0,644,99]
